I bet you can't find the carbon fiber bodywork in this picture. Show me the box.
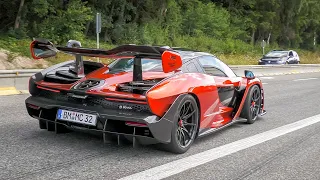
[25,93,190,144]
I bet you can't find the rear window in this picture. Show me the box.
[108,58,163,72]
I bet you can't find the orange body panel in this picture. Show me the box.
[146,73,245,129]
[36,66,173,101]
[161,51,183,73]
[35,64,264,130]
[85,67,173,100]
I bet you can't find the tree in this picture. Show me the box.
[14,0,25,29]
[2,0,320,52]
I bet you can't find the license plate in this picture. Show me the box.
[57,109,97,126]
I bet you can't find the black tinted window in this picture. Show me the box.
[108,58,163,72]
[203,67,227,77]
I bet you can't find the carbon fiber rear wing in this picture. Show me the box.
[32,38,170,58]
[30,38,182,80]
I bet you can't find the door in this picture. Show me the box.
[197,55,240,128]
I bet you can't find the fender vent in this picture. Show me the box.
[78,80,100,89]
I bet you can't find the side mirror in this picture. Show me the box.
[161,51,182,73]
[30,39,57,59]
[244,70,255,79]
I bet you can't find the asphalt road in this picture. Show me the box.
[1,72,320,180]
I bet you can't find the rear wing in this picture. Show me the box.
[31,38,173,58]
[30,38,182,80]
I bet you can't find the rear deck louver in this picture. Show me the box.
[73,79,104,90]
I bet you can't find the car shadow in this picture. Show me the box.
[193,117,267,146]
[25,128,175,156]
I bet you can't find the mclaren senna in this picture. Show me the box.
[25,39,266,154]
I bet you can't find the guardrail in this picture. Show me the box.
[1,64,320,78]
[0,69,41,78]
[229,64,320,69]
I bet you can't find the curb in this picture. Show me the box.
[0,87,29,96]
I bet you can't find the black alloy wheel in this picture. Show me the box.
[176,101,198,148]
[242,85,262,124]
[164,95,199,154]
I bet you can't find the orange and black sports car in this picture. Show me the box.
[25,39,266,154]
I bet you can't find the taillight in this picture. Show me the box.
[125,121,147,127]
[27,103,40,110]
[37,85,60,93]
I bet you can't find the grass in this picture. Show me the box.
[0,35,320,66]
[216,54,261,65]
[0,36,31,56]
[296,50,320,64]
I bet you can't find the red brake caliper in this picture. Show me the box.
[251,101,255,107]
[178,120,183,127]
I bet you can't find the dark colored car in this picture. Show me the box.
[25,39,266,154]
[258,50,300,65]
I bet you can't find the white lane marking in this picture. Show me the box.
[119,114,320,180]
[260,77,274,79]
[262,83,268,85]
[293,77,318,81]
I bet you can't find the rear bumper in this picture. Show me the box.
[25,96,174,144]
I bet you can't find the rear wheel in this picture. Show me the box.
[241,85,261,124]
[164,95,199,154]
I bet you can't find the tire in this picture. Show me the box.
[241,85,261,124]
[163,95,199,154]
